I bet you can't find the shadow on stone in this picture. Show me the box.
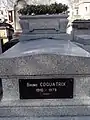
[2,39,19,53]
[0,78,3,101]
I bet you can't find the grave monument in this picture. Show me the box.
[0,14,90,119]
[72,20,90,53]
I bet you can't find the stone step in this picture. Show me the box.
[0,105,90,117]
[0,117,90,120]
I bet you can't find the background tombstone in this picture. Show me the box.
[71,20,90,41]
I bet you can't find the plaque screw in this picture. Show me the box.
[20,96,23,99]
[19,80,21,82]
[70,96,73,98]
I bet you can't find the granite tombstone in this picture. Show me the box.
[0,14,90,120]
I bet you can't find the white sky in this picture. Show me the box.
[0,0,70,9]
[56,0,69,5]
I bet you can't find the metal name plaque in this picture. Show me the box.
[19,78,74,99]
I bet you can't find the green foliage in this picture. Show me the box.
[18,2,68,15]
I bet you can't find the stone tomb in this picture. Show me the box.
[0,40,90,119]
[71,20,90,41]
[0,15,90,119]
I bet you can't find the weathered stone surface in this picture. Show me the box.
[0,117,90,120]
[1,13,90,119]
[2,76,90,102]
[0,40,90,77]
[72,20,90,30]
[73,35,90,53]
[19,14,68,35]
[74,35,90,45]
[1,104,90,117]
[19,33,71,41]
[72,20,90,41]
